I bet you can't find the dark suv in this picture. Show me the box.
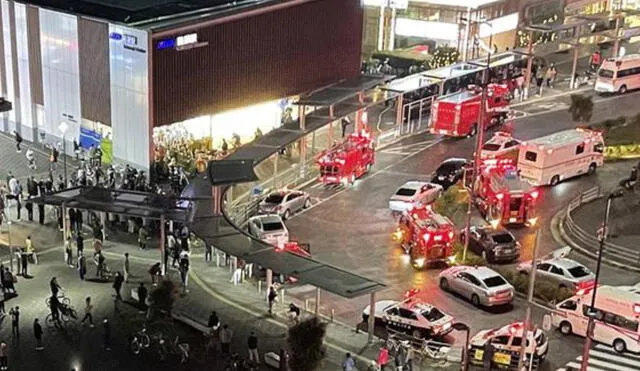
[461,226,520,263]
[431,158,471,189]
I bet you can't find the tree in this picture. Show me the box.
[568,94,594,123]
[431,46,460,68]
[287,317,327,371]
[149,279,178,317]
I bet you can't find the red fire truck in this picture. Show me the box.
[392,205,455,269]
[474,159,539,227]
[316,131,375,185]
[429,84,511,137]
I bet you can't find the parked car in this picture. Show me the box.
[460,226,520,263]
[258,190,311,220]
[438,266,514,307]
[469,322,549,368]
[517,253,595,292]
[247,214,289,247]
[389,181,443,213]
[431,158,471,189]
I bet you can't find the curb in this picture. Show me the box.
[552,209,640,273]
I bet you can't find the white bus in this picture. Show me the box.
[595,54,640,94]
[517,128,604,186]
[552,285,640,353]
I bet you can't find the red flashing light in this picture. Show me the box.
[423,233,431,242]
[530,190,539,199]
[496,193,504,200]
[404,288,420,299]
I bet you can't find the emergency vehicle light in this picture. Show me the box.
[634,304,640,315]
[496,193,504,200]
[404,288,420,299]
[414,258,426,268]
[423,233,431,242]
[530,190,539,199]
[434,235,443,242]
[448,231,454,239]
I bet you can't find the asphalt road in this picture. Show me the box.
[279,89,640,370]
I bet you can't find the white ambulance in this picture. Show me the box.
[517,128,604,186]
[552,285,640,353]
[595,54,640,94]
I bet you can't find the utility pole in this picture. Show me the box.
[517,227,542,370]
[524,29,534,100]
[613,13,622,58]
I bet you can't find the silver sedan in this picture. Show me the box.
[258,190,311,220]
[438,266,514,307]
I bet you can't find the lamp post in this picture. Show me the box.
[462,19,492,263]
[59,122,69,186]
[517,226,542,370]
[453,322,470,371]
[580,189,624,371]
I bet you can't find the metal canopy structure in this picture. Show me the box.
[30,186,194,223]
[294,75,390,106]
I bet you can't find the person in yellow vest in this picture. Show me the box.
[25,236,38,265]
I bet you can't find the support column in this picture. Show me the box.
[613,15,621,58]
[368,292,376,343]
[395,94,404,129]
[311,131,316,156]
[570,45,579,90]
[462,7,472,61]
[273,153,279,189]
[377,3,386,51]
[355,92,365,132]
[160,214,166,275]
[524,30,534,100]
[62,203,68,239]
[298,105,307,177]
[266,268,273,290]
[388,6,396,51]
[315,287,321,317]
[328,105,334,145]
[100,212,107,241]
[212,186,222,214]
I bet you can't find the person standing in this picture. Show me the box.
[68,208,76,234]
[25,235,37,264]
[37,201,45,225]
[3,269,15,295]
[267,285,278,315]
[0,290,6,317]
[81,297,94,327]
[167,233,176,266]
[247,331,259,364]
[179,251,189,293]
[149,263,161,285]
[78,252,87,280]
[483,340,495,371]
[123,253,130,283]
[205,243,212,263]
[20,249,28,277]
[14,130,22,152]
[9,306,19,339]
[65,237,73,267]
[76,233,84,256]
[138,225,148,250]
[219,324,232,355]
[33,319,44,350]
[112,272,124,301]
[343,353,356,371]
[76,209,83,231]
[103,317,111,351]
[25,197,33,222]
[137,283,148,311]
[0,341,8,370]
[377,345,389,370]
[50,277,61,297]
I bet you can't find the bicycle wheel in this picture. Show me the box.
[141,333,151,349]
[45,297,51,307]
[131,337,143,355]
[60,297,71,306]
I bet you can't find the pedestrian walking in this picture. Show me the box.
[81,297,94,327]
[343,353,356,371]
[149,262,161,285]
[20,250,28,277]
[9,306,19,339]
[138,225,148,250]
[0,341,8,370]
[65,237,73,267]
[483,341,495,371]
[123,253,130,282]
[14,130,22,152]
[205,243,212,263]
[33,318,43,350]
[247,331,259,364]
[219,324,232,355]
[267,284,278,315]
[179,252,189,293]
[78,252,87,280]
[103,317,111,351]
[50,277,61,297]
[137,283,148,311]
[112,272,124,301]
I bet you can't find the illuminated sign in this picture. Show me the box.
[176,33,198,47]
[156,33,208,51]
[110,32,145,53]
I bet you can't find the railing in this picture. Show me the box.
[564,186,640,266]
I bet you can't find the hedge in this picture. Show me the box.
[492,266,574,305]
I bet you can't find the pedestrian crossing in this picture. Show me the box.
[557,344,640,371]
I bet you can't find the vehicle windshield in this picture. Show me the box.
[422,308,445,322]
[483,275,508,288]
[436,163,462,175]
[482,143,501,151]
[491,233,514,244]
[262,221,284,232]
[396,188,417,197]
[598,69,614,79]
[567,265,591,278]
[265,194,285,204]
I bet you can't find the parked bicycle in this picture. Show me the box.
[130,326,152,355]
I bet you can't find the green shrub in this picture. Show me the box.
[451,240,487,266]
[433,183,469,226]
[491,266,573,304]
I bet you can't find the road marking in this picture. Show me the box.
[379,150,415,156]
[557,344,640,371]
[378,170,430,178]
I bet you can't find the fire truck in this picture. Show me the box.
[429,84,511,137]
[316,131,375,185]
[392,205,455,269]
[475,159,539,227]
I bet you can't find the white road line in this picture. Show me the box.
[577,356,640,371]
[563,361,606,371]
[589,350,640,368]
[378,170,430,178]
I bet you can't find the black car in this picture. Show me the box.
[431,158,471,189]
[460,226,520,263]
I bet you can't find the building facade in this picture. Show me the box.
[0,0,363,170]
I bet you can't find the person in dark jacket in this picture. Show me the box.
[25,198,33,222]
[483,341,495,371]
[33,318,44,350]
[14,130,22,152]
[37,202,45,225]
[68,208,76,233]
[112,272,124,301]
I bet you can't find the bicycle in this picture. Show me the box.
[130,326,151,355]
[415,339,450,361]
[157,335,190,364]
[45,294,71,307]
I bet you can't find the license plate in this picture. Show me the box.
[494,352,511,365]
[509,217,517,222]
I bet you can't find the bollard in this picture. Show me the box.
[241,270,245,283]
[305,299,309,311]
[281,288,285,304]
[331,309,334,323]
[258,280,262,293]
[216,252,220,267]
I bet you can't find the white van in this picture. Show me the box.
[552,285,640,353]
[595,54,640,94]
[517,128,604,186]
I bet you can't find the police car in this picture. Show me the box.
[469,322,549,368]
[480,132,521,161]
[361,291,455,339]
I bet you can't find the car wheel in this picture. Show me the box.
[613,338,627,353]
[481,250,492,264]
[471,294,481,307]
[362,313,369,323]
[550,175,560,186]
[303,198,311,209]
[559,321,572,336]
[411,328,424,339]
[283,209,291,220]
[439,278,449,291]
[350,174,356,184]
[588,163,597,175]
[619,84,628,94]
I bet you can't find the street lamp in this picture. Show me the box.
[580,189,624,371]
[59,122,68,187]
[452,322,470,371]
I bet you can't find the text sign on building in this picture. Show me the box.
[110,32,145,54]
[156,32,209,51]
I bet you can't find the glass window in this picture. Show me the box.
[511,336,525,347]
[568,266,591,278]
[265,194,285,204]
[399,308,418,320]
[262,221,284,232]
[423,307,445,322]
[396,188,417,197]
[598,69,614,78]
[288,193,300,200]
[594,142,604,153]
[604,312,639,332]
[491,335,510,345]
[576,143,585,155]
[550,265,564,276]
[582,305,603,320]
[482,143,502,151]
[559,300,578,311]
[484,275,507,288]
[505,140,520,148]
[537,263,552,271]
[491,233,514,244]
[386,307,399,316]
[525,151,538,162]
